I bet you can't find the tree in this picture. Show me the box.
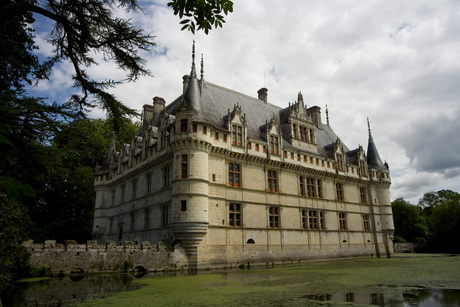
[391,197,428,243]
[1,0,233,131]
[0,194,31,290]
[419,190,460,253]
[168,0,234,34]
[27,118,139,242]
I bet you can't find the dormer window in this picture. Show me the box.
[270,135,279,155]
[359,160,367,176]
[300,126,308,141]
[336,153,344,171]
[232,124,243,147]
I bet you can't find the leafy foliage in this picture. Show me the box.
[0,194,31,290]
[392,190,460,253]
[392,197,428,243]
[168,0,234,34]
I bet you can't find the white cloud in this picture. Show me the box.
[32,0,460,201]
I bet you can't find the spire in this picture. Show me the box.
[190,40,197,78]
[326,105,330,126]
[366,118,386,170]
[183,41,201,111]
[200,54,204,81]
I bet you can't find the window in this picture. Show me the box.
[247,142,252,149]
[336,154,344,171]
[256,144,259,151]
[162,204,169,227]
[299,176,305,196]
[181,155,188,179]
[307,210,325,230]
[180,119,188,132]
[363,214,370,231]
[269,206,280,228]
[215,132,219,140]
[267,170,278,192]
[111,189,115,206]
[336,183,344,201]
[132,179,137,199]
[307,177,315,197]
[223,134,227,142]
[316,179,323,198]
[232,124,243,146]
[130,211,136,230]
[300,126,307,141]
[121,184,125,202]
[203,126,207,135]
[144,208,150,228]
[339,212,347,230]
[290,152,294,159]
[309,210,318,229]
[228,163,241,187]
[293,124,297,139]
[270,135,279,155]
[163,166,170,188]
[192,124,197,133]
[359,160,367,176]
[359,187,367,204]
[229,203,241,227]
[181,200,187,211]
[301,210,307,229]
[283,151,287,158]
[297,154,301,161]
[146,173,152,194]
[263,145,267,153]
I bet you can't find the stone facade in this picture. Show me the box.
[93,43,394,269]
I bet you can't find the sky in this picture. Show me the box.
[29,0,460,204]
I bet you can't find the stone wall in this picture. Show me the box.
[23,240,188,275]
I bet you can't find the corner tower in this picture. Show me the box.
[170,42,210,268]
[367,118,394,257]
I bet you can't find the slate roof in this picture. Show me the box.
[165,75,355,162]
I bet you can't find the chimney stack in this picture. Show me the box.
[152,96,166,124]
[308,106,323,129]
[142,104,154,127]
[257,87,268,103]
[182,75,190,94]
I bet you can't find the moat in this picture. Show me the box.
[2,254,460,306]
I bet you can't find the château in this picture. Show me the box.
[93,43,394,269]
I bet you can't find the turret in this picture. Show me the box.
[171,42,210,269]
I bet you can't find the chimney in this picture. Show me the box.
[308,106,323,129]
[143,104,154,127]
[152,96,166,123]
[257,87,268,103]
[182,75,190,94]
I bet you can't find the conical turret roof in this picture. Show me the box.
[366,118,387,170]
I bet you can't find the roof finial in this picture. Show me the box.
[200,54,204,81]
[190,40,197,78]
[367,117,372,138]
[326,105,330,126]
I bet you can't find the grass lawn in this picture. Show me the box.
[80,254,460,306]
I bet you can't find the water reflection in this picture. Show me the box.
[2,273,460,306]
[2,274,144,307]
[302,288,460,306]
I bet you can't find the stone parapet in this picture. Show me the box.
[22,240,188,274]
